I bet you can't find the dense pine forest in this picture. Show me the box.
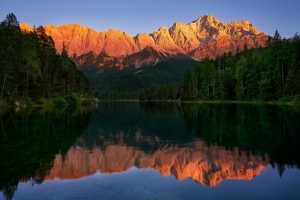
[90,60,198,100]
[140,30,300,102]
[0,13,92,107]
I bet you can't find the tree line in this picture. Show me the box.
[91,60,197,100]
[0,13,92,106]
[140,30,300,102]
[139,85,180,101]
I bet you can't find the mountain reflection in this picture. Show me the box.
[1,102,300,199]
[141,102,300,170]
[46,141,269,187]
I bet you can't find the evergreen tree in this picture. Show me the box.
[235,56,247,99]
[182,68,193,100]
[0,13,93,106]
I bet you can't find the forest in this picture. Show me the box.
[139,30,300,102]
[90,59,198,100]
[0,13,93,107]
[2,12,299,104]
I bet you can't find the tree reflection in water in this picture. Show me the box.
[0,102,300,199]
[0,106,94,200]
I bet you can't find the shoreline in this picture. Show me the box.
[0,97,99,110]
[2,99,300,109]
[138,99,300,106]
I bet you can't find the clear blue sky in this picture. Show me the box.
[1,0,299,38]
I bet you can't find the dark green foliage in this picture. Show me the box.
[139,85,178,101]
[65,92,78,106]
[0,13,92,105]
[182,68,194,100]
[81,98,92,106]
[87,60,198,100]
[149,30,300,101]
[53,97,68,107]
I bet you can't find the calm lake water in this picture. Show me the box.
[0,102,300,200]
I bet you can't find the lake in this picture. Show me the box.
[0,102,300,200]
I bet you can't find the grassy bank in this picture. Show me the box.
[0,93,98,110]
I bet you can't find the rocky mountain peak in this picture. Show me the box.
[134,33,156,50]
[20,15,268,70]
[152,26,182,53]
[169,21,199,53]
[200,14,220,26]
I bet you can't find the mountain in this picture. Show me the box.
[20,14,268,72]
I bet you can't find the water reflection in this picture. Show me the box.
[0,106,95,200]
[0,102,300,199]
[140,102,300,173]
[46,142,269,187]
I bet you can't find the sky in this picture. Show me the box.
[1,0,300,38]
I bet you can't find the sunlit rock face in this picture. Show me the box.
[45,141,268,187]
[187,15,267,58]
[20,14,268,69]
[169,22,200,53]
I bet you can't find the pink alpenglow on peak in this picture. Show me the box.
[20,14,268,69]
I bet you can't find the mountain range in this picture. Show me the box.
[20,14,269,72]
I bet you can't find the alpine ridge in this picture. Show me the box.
[20,14,269,72]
